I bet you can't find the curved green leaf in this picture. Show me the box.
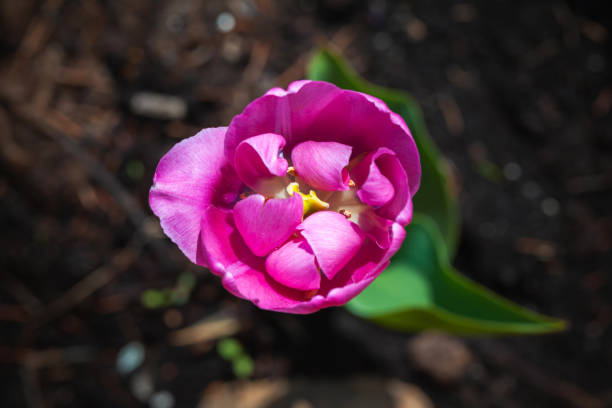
[346,216,566,334]
[307,49,460,256]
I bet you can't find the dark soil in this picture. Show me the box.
[1,0,611,407]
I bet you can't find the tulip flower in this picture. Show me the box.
[150,80,421,313]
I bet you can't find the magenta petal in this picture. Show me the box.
[298,211,365,280]
[374,149,411,222]
[395,199,414,226]
[357,209,394,249]
[149,127,241,265]
[225,81,343,158]
[233,133,288,191]
[353,147,411,223]
[233,193,303,257]
[222,262,306,311]
[265,237,320,291]
[291,141,352,191]
[285,86,421,194]
[225,81,420,196]
[199,205,259,275]
[351,152,395,206]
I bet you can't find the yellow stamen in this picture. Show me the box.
[286,182,329,217]
[348,179,356,187]
[287,166,296,177]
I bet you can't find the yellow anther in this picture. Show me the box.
[287,166,296,176]
[286,182,329,217]
[286,182,300,196]
[348,179,356,187]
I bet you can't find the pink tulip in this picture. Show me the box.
[149,80,421,313]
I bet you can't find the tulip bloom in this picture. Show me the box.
[150,80,420,313]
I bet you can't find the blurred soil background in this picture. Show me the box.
[1,0,611,407]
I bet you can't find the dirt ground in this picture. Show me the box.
[1,0,611,407]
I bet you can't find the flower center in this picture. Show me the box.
[286,182,329,217]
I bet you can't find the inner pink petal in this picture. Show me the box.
[298,211,365,280]
[291,141,352,191]
[233,193,303,257]
[352,147,410,222]
[356,208,394,249]
[351,152,395,206]
[375,150,410,222]
[233,133,288,192]
[265,237,321,291]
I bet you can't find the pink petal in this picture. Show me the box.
[352,147,411,223]
[373,149,411,222]
[223,223,406,314]
[282,224,406,314]
[149,127,241,265]
[225,81,341,158]
[291,141,352,191]
[318,222,406,296]
[302,89,420,195]
[233,193,303,257]
[199,205,260,275]
[226,81,420,195]
[298,211,365,280]
[265,237,320,291]
[351,150,395,206]
[221,262,309,312]
[357,209,394,249]
[395,199,414,226]
[233,133,288,192]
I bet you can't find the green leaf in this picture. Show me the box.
[346,215,566,334]
[307,49,460,256]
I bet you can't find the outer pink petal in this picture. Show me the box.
[233,193,303,256]
[395,199,414,226]
[225,81,341,159]
[291,141,352,191]
[221,223,406,314]
[279,223,406,314]
[199,205,259,275]
[265,237,320,291]
[221,262,309,311]
[225,80,421,196]
[298,211,365,280]
[149,127,241,265]
[233,133,288,191]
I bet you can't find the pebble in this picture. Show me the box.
[129,92,187,120]
[131,372,154,402]
[541,197,560,216]
[150,390,175,408]
[407,332,473,384]
[521,181,541,199]
[116,342,145,374]
[216,12,236,33]
[503,162,522,181]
